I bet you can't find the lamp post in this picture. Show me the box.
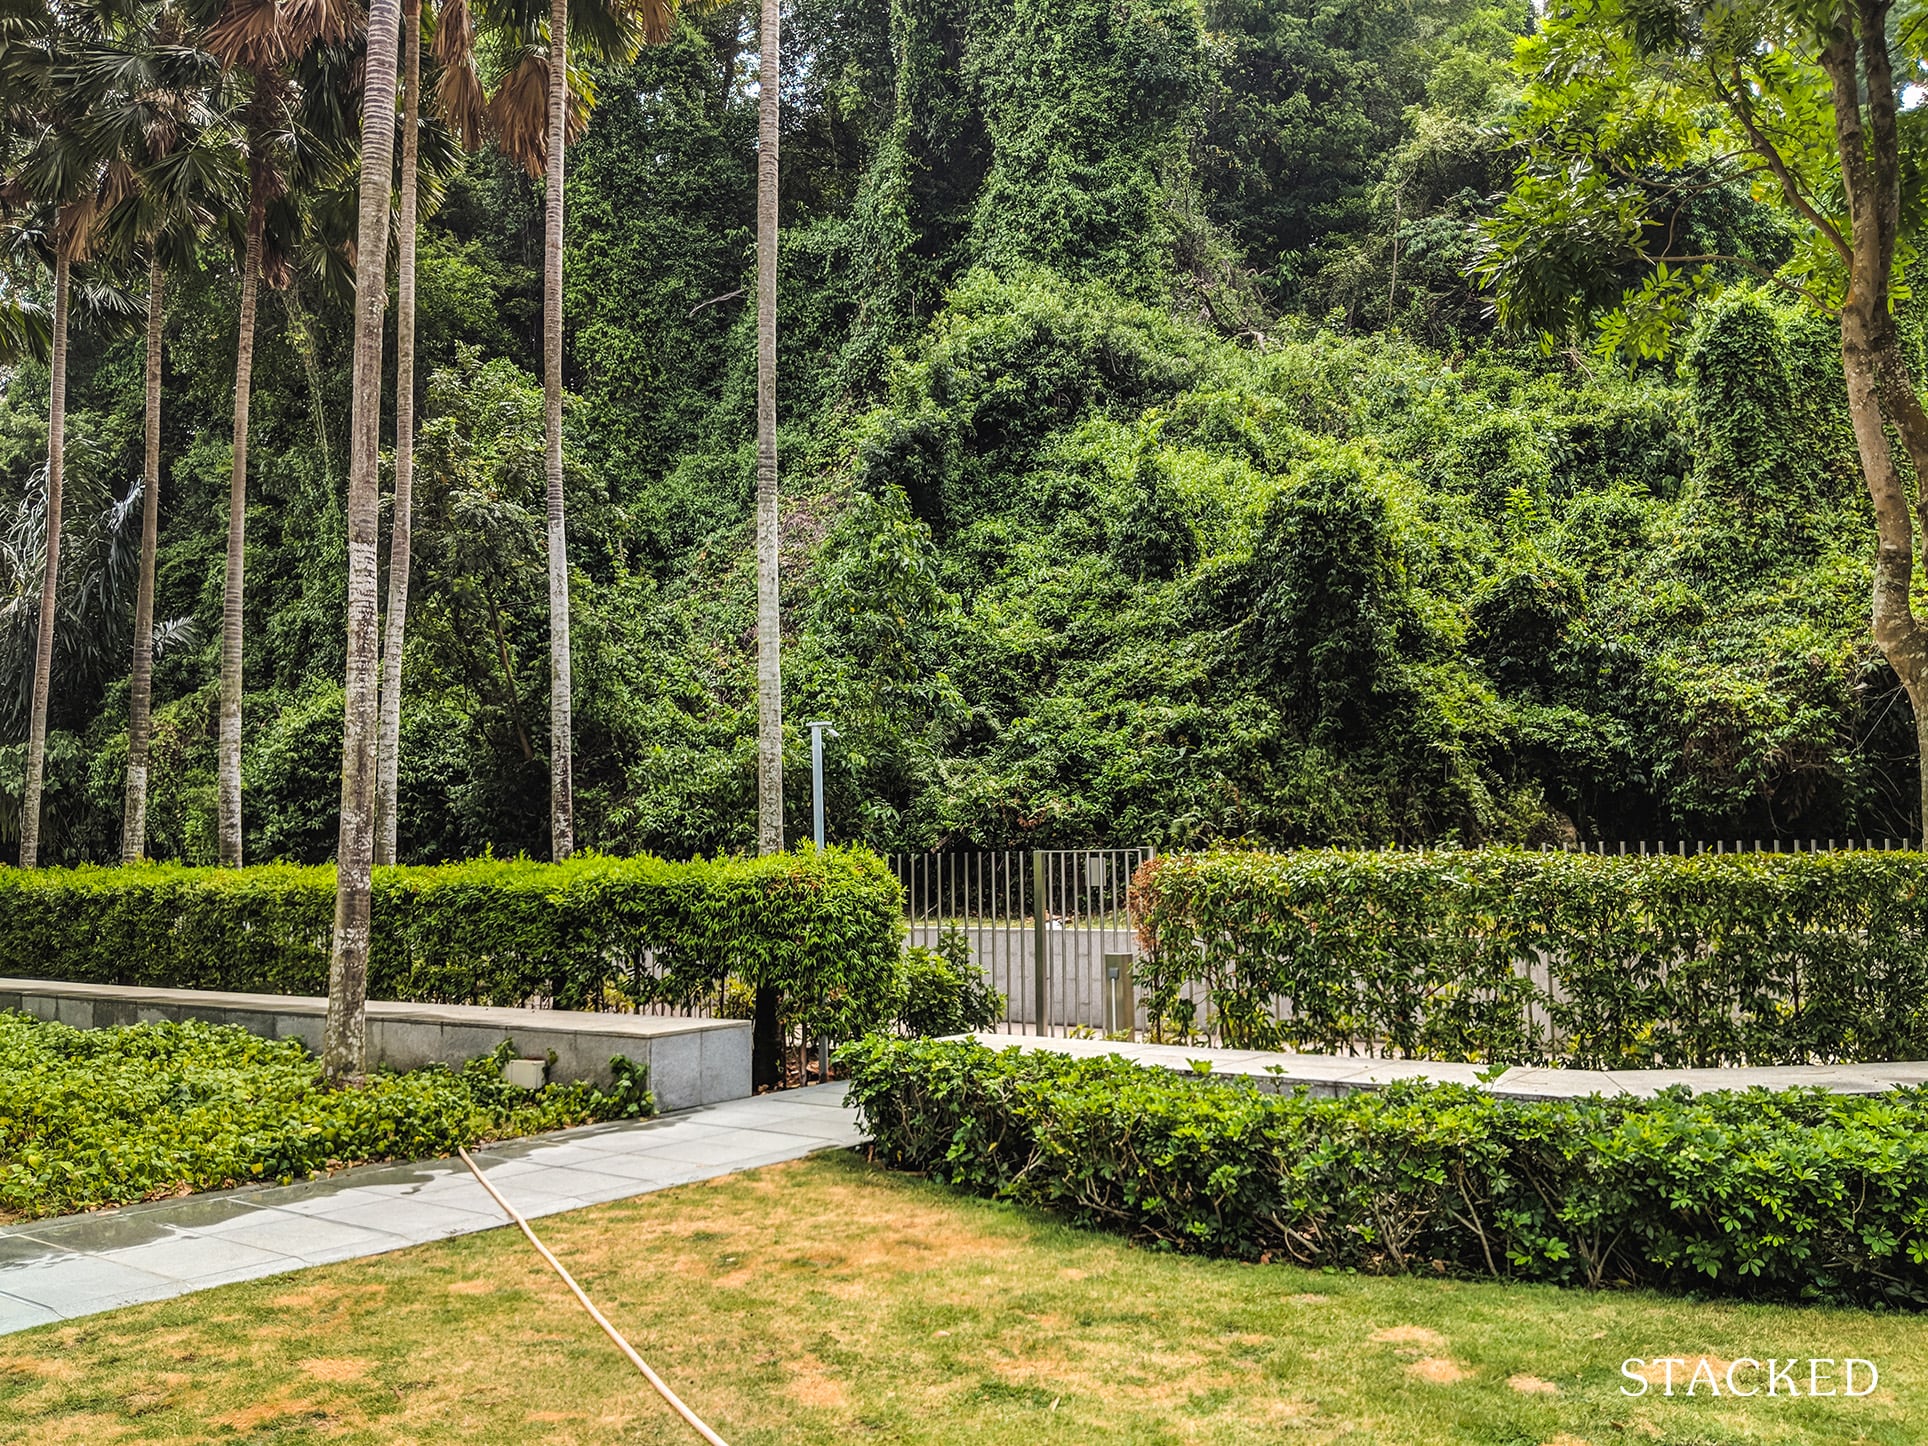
[806,720,839,848]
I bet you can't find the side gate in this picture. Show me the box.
[889,848,1154,1036]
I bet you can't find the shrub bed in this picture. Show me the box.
[1130,847,1928,1065]
[0,1012,652,1220]
[844,1036,1928,1308]
[0,848,903,1040]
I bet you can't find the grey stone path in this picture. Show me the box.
[0,1083,860,1338]
[973,1033,1928,1100]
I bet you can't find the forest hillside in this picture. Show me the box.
[1,0,1908,862]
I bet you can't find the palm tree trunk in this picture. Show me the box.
[323,0,403,1083]
[375,0,423,867]
[121,252,165,864]
[218,180,266,867]
[755,0,782,856]
[18,254,70,870]
[751,0,784,1090]
[543,0,574,861]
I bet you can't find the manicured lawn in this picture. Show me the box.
[1,1151,1921,1444]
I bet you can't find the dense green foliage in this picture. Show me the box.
[0,847,904,1039]
[0,1014,646,1219]
[1132,847,1928,1064]
[896,925,1003,1036]
[2,0,1911,863]
[845,1036,1928,1307]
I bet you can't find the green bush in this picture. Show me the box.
[0,848,904,1041]
[1130,847,1928,1066]
[0,1013,649,1219]
[843,1036,1928,1308]
[897,927,1005,1036]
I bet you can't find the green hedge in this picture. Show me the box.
[0,849,904,1039]
[844,1036,1928,1308]
[1130,848,1928,1066]
[0,1013,651,1219]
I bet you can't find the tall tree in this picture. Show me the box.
[754,0,780,858]
[0,0,127,865]
[199,0,354,866]
[323,0,404,1083]
[104,3,233,863]
[482,0,675,861]
[1477,0,1928,833]
[373,0,423,866]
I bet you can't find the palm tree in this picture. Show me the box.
[94,4,234,862]
[480,0,674,861]
[753,0,779,858]
[0,0,130,866]
[371,0,423,868]
[323,0,406,1083]
[198,0,356,866]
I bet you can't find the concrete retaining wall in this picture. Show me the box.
[0,978,750,1111]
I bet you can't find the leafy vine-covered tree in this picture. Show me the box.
[1477,0,1928,831]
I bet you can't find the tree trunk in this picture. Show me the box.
[375,0,423,868]
[543,0,575,862]
[751,0,784,1091]
[755,0,782,855]
[324,0,402,1084]
[1822,3,1928,837]
[122,252,165,864]
[219,180,266,867]
[18,254,70,870]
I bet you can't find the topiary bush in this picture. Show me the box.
[0,1013,649,1220]
[1129,846,1928,1065]
[0,847,904,1042]
[843,1035,1928,1308]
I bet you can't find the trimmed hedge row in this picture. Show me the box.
[844,1036,1928,1308]
[1129,847,1928,1066]
[0,849,903,1038]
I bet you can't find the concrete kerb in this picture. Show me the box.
[963,1033,1928,1100]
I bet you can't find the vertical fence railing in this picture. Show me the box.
[890,848,1154,1037]
[891,840,1927,1049]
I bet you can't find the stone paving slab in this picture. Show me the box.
[0,1083,862,1337]
[969,1034,1928,1101]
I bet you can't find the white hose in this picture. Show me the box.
[458,1146,732,1446]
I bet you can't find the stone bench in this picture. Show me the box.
[0,978,749,1111]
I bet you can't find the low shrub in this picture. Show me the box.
[0,848,904,1041]
[898,927,1005,1036]
[1130,847,1928,1065]
[0,1013,650,1220]
[843,1036,1928,1308]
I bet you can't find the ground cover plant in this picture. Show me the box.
[0,1151,1921,1444]
[0,1013,649,1221]
[845,1036,1928,1309]
[1131,846,1928,1063]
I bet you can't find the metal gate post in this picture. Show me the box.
[1032,849,1048,1037]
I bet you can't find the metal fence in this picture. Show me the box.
[890,839,1928,1045]
[890,848,1156,1036]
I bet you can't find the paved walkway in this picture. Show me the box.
[0,1083,860,1338]
[975,1034,1928,1099]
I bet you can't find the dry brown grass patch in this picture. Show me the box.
[1371,1325,1445,1348]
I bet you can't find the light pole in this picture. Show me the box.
[807,720,839,848]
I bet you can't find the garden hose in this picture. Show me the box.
[458,1147,731,1446]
